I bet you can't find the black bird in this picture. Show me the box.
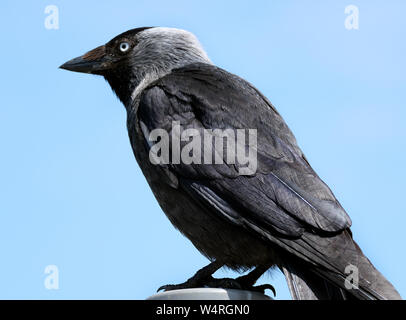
[60,27,401,299]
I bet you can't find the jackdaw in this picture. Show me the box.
[60,27,401,300]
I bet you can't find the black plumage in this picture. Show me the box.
[60,27,401,299]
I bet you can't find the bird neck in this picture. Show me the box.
[103,67,144,107]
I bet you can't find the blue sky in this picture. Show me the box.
[0,0,405,299]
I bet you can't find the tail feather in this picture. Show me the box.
[282,262,349,300]
[281,240,402,300]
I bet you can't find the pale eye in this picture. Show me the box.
[119,42,130,52]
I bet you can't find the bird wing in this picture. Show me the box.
[137,63,351,234]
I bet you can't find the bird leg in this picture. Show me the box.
[158,261,275,296]
[234,264,276,296]
[201,264,275,296]
[158,260,223,292]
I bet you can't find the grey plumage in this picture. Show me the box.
[60,27,401,300]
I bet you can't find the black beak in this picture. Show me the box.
[59,45,111,74]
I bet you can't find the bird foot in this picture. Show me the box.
[215,277,276,296]
[158,276,276,297]
[207,276,276,296]
[158,261,276,297]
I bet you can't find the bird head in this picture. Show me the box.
[60,27,211,105]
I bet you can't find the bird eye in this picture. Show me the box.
[119,42,130,53]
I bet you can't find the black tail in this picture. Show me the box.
[281,240,402,300]
[282,262,348,300]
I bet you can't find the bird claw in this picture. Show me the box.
[251,284,276,297]
[157,279,200,292]
[157,284,178,292]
